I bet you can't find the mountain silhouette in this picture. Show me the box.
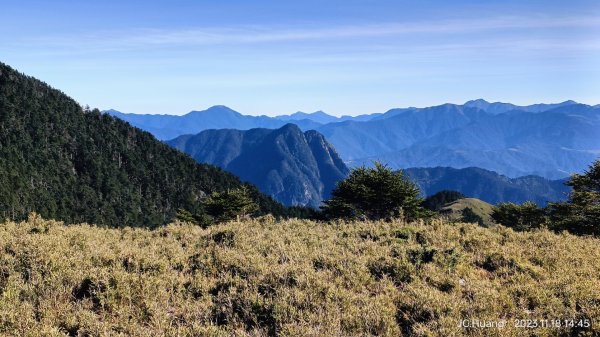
[107,99,598,179]
[168,124,349,207]
[404,166,570,206]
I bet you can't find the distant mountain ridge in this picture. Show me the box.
[106,106,323,140]
[105,107,381,140]
[318,104,488,160]
[463,99,579,115]
[404,167,570,206]
[106,99,599,179]
[275,110,380,123]
[350,103,600,179]
[276,111,341,124]
[167,124,349,207]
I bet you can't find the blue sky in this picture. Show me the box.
[1,0,599,116]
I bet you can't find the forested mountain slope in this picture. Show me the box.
[0,62,287,226]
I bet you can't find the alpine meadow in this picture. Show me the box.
[1,1,600,336]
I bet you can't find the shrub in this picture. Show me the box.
[461,207,484,226]
[202,186,259,223]
[1,216,600,335]
[368,257,412,285]
[491,202,547,231]
[422,190,465,211]
[321,162,428,221]
[548,159,600,235]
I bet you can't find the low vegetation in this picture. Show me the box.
[1,214,598,336]
[492,159,600,236]
[439,198,495,227]
[321,162,429,221]
[422,190,466,212]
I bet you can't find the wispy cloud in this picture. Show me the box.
[14,15,600,53]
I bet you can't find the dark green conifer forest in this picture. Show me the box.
[0,62,289,227]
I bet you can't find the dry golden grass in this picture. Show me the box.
[440,198,495,227]
[0,214,599,336]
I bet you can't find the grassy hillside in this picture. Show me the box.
[1,215,598,336]
[440,198,496,227]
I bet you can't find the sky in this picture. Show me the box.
[1,0,599,116]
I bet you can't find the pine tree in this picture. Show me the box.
[175,208,197,224]
[548,159,600,235]
[321,162,428,221]
[202,186,259,222]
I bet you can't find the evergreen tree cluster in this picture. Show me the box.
[492,159,600,236]
[548,160,600,235]
[491,202,546,231]
[0,62,289,227]
[321,162,429,221]
[422,190,466,211]
[460,207,485,226]
[176,186,260,226]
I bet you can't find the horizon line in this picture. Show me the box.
[102,98,596,117]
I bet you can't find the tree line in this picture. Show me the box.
[491,160,600,236]
[191,160,599,237]
[0,62,308,227]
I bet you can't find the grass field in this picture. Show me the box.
[440,198,495,227]
[0,214,599,336]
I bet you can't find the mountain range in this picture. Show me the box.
[167,126,569,207]
[0,62,289,226]
[0,56,590,229]
[167,124,349,207]
[106,100,600,179]
[105,107,323,140]
[0,60,581,221]
[463,99,579,114]
[275,110,380,123]
[318,103,600,179]
[404,167,570,206]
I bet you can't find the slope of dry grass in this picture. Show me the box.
[0,214,599,336]
[440,198,495,227]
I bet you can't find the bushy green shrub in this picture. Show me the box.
[548,159,600,235]
[422,190,465,211]
[491,201,547,231]
[202,186,259,223]
[461,207,484,226]
[321,162,428,221]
